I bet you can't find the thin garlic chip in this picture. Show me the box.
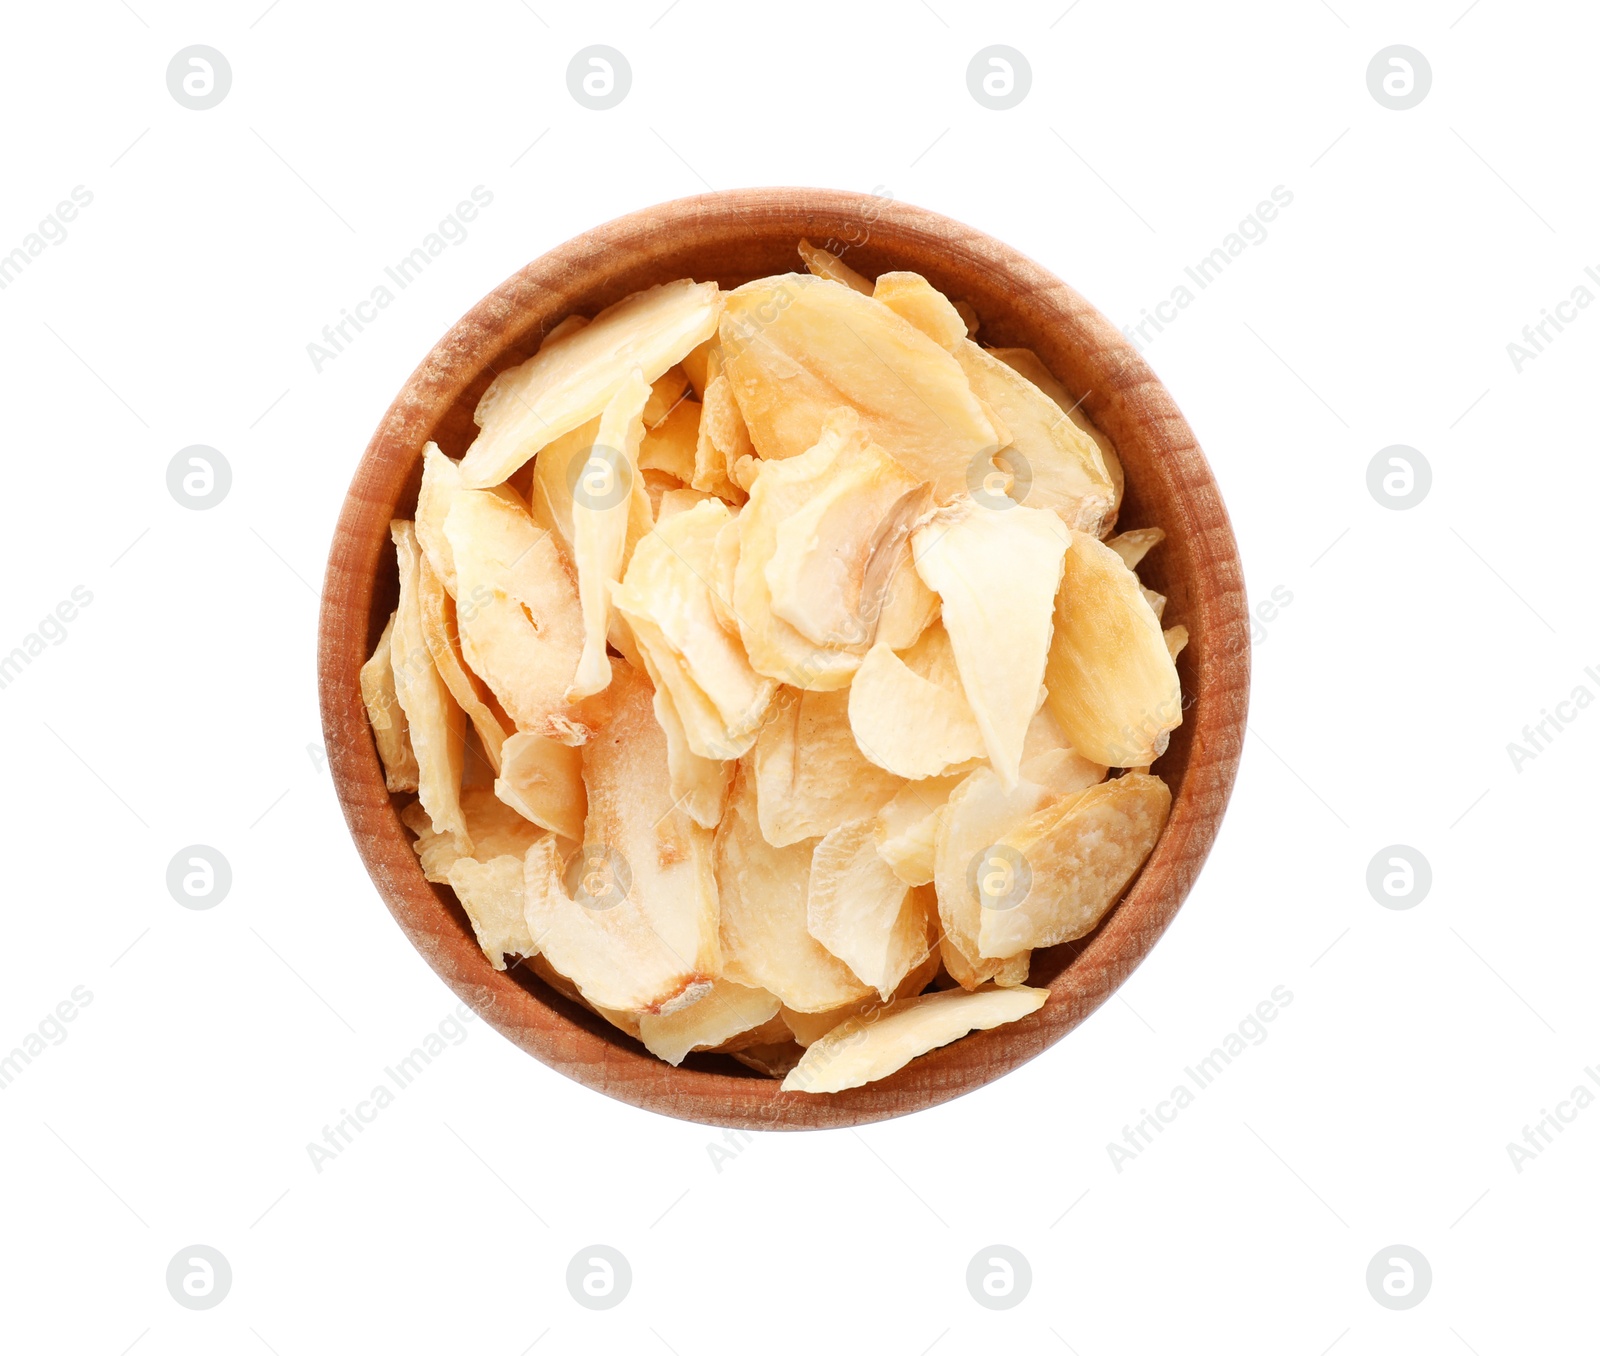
[400,785,545,970]
[707,1014,792,1053]
[992,952,1033,987]
[939,939,1032,996]
[1021,746,1109,798]
[531,418,597,562]
[1045,529,1182,768]
[414,443,465,595]
[460,279,720,489]
[400,786,545,884]
[715,760,875,1013]
[1018,695,1109,793]
[630,638,733,830]
[708,513,741,636]
[444,490,600,743]
[1106,527,1166,572]
[639,398,701,483]
[807,819,937,1000]
[569,369,651,700]
[733,409,884,689]
[522,664,720,1014]
[1019,698,1066,763]
[1165,625,1189,661]
[765,425,927,651]
[681,337,713,399]
[390,520,469,850]
[912,497,1068,789]
[986,346,1124,533]
[754,686,905,847]
[730,453,760,494]
[977,773,1171,959]
[848,623,987,780]
[416,443,527,599]
[612,497,774,759]
[780,948,942,1046]
[493,730,585,842]
[637,980,782,1067]
[447,855,536,971]
[955,341,1114,534]
[872,271,968,352]
[797,238,873,294]
[639,469,680,517]
[782,984,1048,1093]
[361,610,419,793]
[540,314,590,347]
[694,346,754,502]
[643,366,691,428]
[720,272,1000,499]
[418,552,509,773]
[874,553,941,652]
[615,481,657,662]
[933,765,1057,988]
[872,773,969,887]
[526,954,643,1041]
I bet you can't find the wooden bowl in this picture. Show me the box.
[318,188,1248,1130]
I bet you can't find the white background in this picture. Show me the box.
[1,1,1595,1352]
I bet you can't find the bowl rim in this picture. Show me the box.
[317,187,1249,1131]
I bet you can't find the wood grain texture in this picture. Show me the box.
[317,188,1250,1130]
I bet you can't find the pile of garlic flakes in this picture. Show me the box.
[360,244,1186,1094]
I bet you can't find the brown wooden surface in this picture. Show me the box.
[317,188,1250,1130]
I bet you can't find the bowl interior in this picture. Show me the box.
[320,188,1248,1130]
